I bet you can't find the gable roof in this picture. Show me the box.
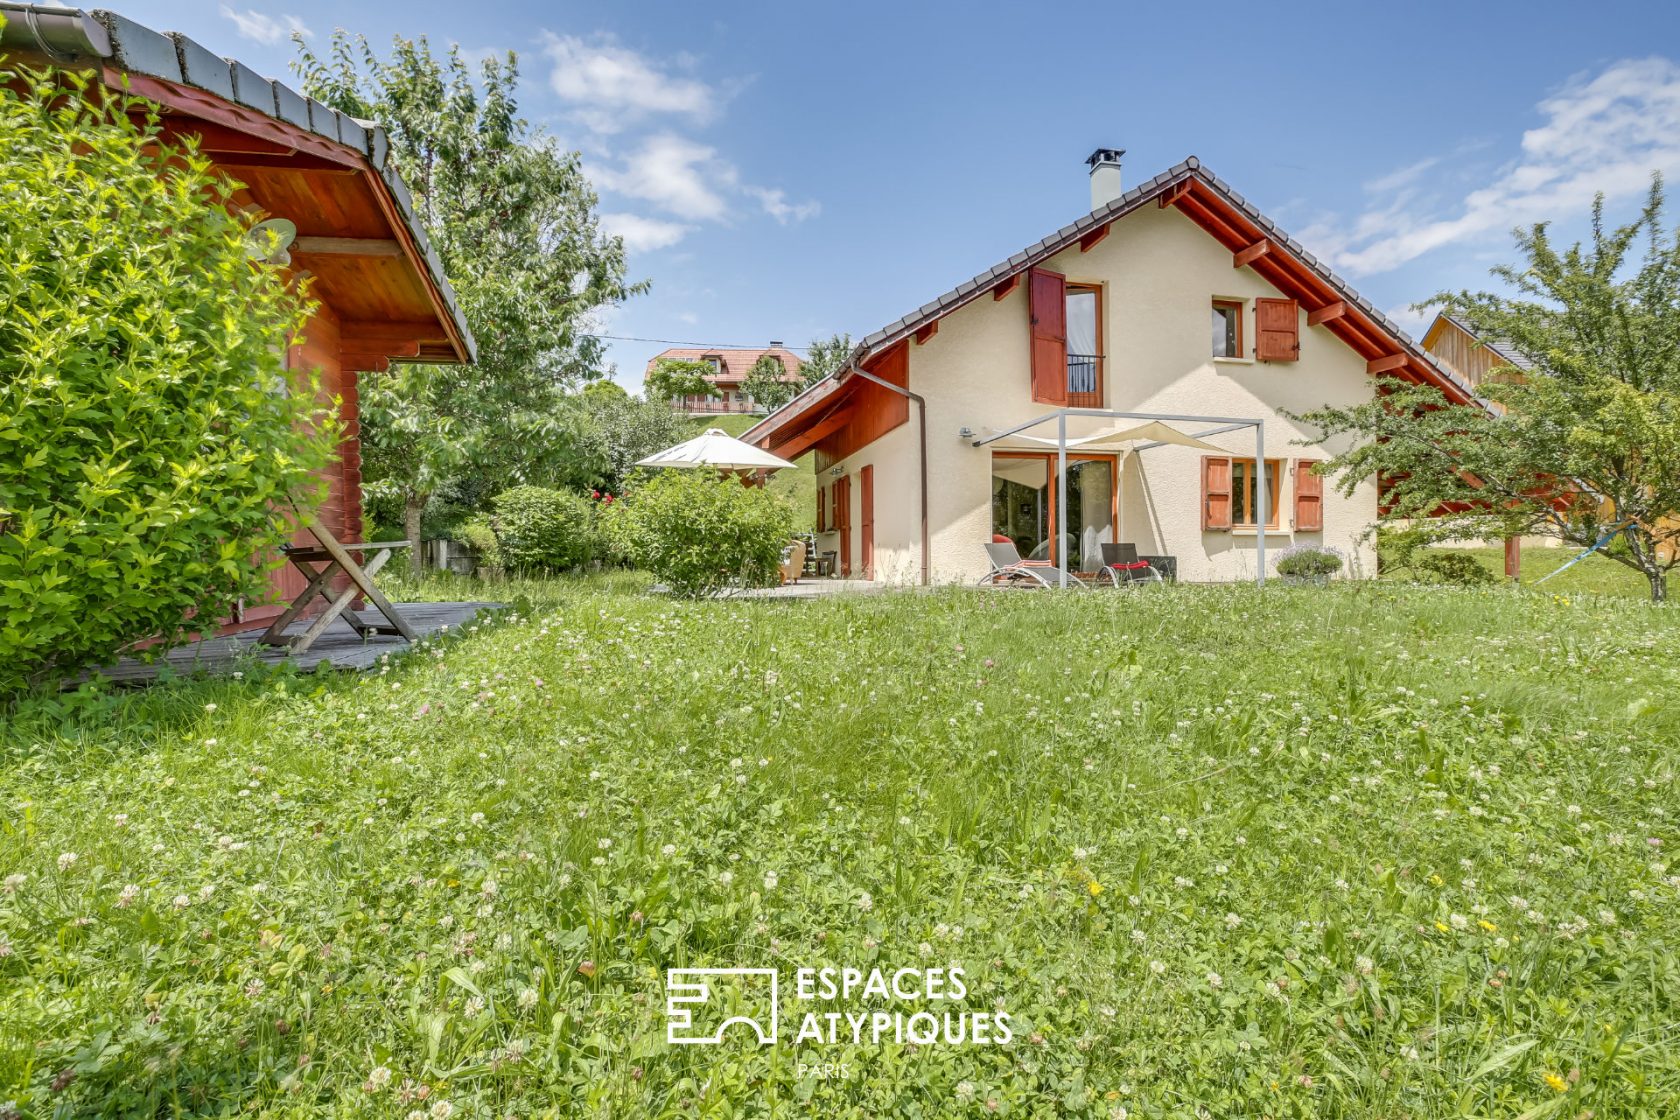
[746,157,1493,447]
[0,2,475,363]
[644,346,804,384]
[1427,312,1537,373]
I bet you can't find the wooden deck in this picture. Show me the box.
[87,602,502,684]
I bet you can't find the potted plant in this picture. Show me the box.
[1275,545,1344,585]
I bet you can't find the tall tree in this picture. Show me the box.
[742,333,854,412]
[644,358,717,405]
[1297,178,1680,601]
[293,33,639,574]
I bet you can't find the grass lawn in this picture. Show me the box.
[1432,545,1663,600]
[2,580,1678,1117]
[694,413,817,532]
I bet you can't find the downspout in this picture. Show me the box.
[844,364,930,586]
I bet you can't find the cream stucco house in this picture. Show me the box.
[744,152,1487,586]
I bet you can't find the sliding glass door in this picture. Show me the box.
[990,454,1115,569]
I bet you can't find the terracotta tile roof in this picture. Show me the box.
[643,346,804,384]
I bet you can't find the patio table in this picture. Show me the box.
[258,514,416,653]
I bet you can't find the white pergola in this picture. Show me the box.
[971,407,1270,588]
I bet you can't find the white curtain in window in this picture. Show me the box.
[1066,291,1098,357]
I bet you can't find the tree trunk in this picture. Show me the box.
[1649,569,1668,603]
[404,492,426,580]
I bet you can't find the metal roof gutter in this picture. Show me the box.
[0,3,111,61]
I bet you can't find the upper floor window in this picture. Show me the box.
[1028,268,1103,406]
[1212,299,1244,358]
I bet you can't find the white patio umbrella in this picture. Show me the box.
[635,428,797,473]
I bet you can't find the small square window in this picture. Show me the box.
[1212,300,1244,359]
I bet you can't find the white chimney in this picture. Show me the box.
[1086,147,1125,211]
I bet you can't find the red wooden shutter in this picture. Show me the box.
[1255,298,1299,362]
[1202,456,1232,530]
[817,487,826,532]
[1293,459,1323,532]
[859,465,875,579]
[1028,267,1068,404]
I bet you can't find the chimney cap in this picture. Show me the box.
[1086,147,1126,170]
[768,339,783,347]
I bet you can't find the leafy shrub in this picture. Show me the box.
[1378,526,1496,585]
[1275,545,1344,579]
[457,517,503,574]
[605,470,794,597]
[0,62,332,695]
[482,486,601,574]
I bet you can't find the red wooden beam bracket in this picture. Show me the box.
[1079,224,1111,252]
[914,321,939,345]
[1367,353,1409,374]
[1233,239,1271,268]
[992,275,1021,301]
[1307,300,1347,327]
[1157,180,1193,208]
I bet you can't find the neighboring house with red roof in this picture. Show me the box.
[744,150,1492,584]
[645,344,803,416]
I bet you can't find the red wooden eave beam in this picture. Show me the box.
[914,321,939,345]
[1079,224,1110,252]
[992,275,1021,301]
[1233,239,1271,268]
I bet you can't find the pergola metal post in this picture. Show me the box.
[1254,419,1267,588]
[1056,412,1068,588]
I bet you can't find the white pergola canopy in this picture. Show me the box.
[973,407,1270,587]
[636,428,797,473]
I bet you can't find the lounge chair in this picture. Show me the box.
[1097,542,1163,588]
[977,540,1088,589]
[779,538,807,585]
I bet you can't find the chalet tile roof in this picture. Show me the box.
[644,346,804,384]
[0,2,475,361]
[746,157,1492,444]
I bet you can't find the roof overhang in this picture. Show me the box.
[0,2,475,369]
[746,157,1494,454]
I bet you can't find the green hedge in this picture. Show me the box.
[0,59,332,695]
[605,470,793,597]
[474,486,603,574]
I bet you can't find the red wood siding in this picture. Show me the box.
[813,342,910,473]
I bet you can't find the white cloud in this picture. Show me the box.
[543,33,714,132]
[676,311,700,325]
[1316,57,1680,277]
[588,133,734,222]
[219,5,312,45]
[747,186,821,225]
[599,212,692,253]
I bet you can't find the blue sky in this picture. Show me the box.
[107,0,1680,387]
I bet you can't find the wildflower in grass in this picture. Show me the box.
[116,884,139,909]
[858,891,874,912]
[1543,1072,1568,1093]
[577,960,596,978]
[1450,913,1469,930]
[1088,880,1104,898]
[1356,955,1374,975]
[1,874,23,894]
[719,871,734,886]
[1130,929,1145,944]
[763,871,779,890]
[366,1067,392,1093]
[464,996,485,1017]
[518,988,539,1010]
[111,813,128,828]
[1073,847,1090,861]
[245,979,264,998]
[1206,971,1223,989]
[1224,912,1241,929]
[1149,960,1165,975]
[172,894,190,910]
[429,1101,454,1120]
[0,936,11,959]
[56,853,77,872]
[481,880,498,897]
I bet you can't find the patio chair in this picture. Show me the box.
[1097,542,1163,588]
[779,538,807,585]
[977,540,1088,589]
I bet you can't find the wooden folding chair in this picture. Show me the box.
[258,513,416,653]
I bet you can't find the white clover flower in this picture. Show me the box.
[518,987,539,1010]
[464,996,485,1017]
[2,873,24,894]
[597,837,612,850]
[1224,912,1241,929]
[173,894,191,910]
[1130,928,1146,944]
[367,1066,392,1092]
[111,814,129,828]
[857,891,874,912]
[470,812,486,826]
[660,844,677,858]
[1450,913,1469,930]
[718,871,734,886]
[116,884,139,909]
[57,852,78,872]
[763,871,779,891]
[1206,971,1223,989]
[204,702,217,712]
[1073,847,1090,861]
[955,1081,975,1103]
[1149,960,1166,975]
[1356,955,1374,975]
[481,880,498,897]
[430,1102,454,1120]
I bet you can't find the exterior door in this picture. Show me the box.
[859,465,875,579]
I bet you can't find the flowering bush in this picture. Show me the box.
[605,470,794,596]
[0,582,1676,1114]
[1274,545,1344,579]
